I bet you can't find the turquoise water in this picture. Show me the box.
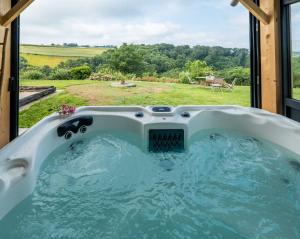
[0,130,300,239]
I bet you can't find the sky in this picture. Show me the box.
[291,3,300,52]
[21,0,251,48]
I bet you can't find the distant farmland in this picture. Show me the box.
[21,45,109,67]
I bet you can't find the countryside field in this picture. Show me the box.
[21,45,108,67]
[21,53,77,67]
[20,80,251,128]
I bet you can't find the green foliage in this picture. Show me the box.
[20,56,29,71]
[184,60,213,81]
[220,67,250,86]
[102,44,146,76]
[58,55,103,71]
[160,68,181,78]
[292,57,300,88]
[179,72,192,84]
[49,68,72,80]
[20,43,251,84]
[70,65,92,80]
[21,69,45,80]
[40,65,52,76]
[89,69,134,82]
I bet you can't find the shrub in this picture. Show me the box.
[293,74,300,88]
[89,69,133,82]
[89,72,115,81]
[70,65,92,80]
[221,67,250,85]
[184,60,213,80]
[21,70,45,80]
[40,65,52,76]
[49,68,72,80]
[20,56,29,71]
[160,68,181,79]
[179,72,191,84]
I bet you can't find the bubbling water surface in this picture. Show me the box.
[0,130,300,239]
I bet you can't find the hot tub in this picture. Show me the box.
[0,106,300,238]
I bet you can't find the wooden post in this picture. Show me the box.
[0,0,11,148]
[260,0,282,114]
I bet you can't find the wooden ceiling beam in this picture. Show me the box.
[0,0,34,27]
[239,0,271,25]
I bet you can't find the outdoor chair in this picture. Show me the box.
[224,78,237,91]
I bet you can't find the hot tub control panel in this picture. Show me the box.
[151,106,172,113]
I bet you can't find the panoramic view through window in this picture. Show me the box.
[19,0,250,128]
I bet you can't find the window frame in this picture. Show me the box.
[281,0,300,121]
[250,0,262,108]
[10,0,20,140]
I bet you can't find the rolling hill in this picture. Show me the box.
[21,44,109,67]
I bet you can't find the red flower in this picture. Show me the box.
[59,104,76,116]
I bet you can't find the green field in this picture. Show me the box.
[21,45,107,57]
[21,45,108,67]
[21,53,78,67]
[20,80,251,128]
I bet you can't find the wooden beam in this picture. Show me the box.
[239,0,271,25]
[0,0,33,27]
[260,0,282,114]
[0,0,11,148]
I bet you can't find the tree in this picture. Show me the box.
[103,43,146,76]
[222,67,250,85]
[184,60,213,80]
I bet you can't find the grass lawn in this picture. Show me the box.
[293,88,300,100]
[20,80,250,128]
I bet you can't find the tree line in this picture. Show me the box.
[21,43,251,85]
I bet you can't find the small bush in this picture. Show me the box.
[89,70,133,82]
[49,68,72,80]
[70,65,92,80]
[160,68,181,78]
[21,70,45,80]
[293,74,300,88]
[89,72,116,81]
[179,72,191,84]
[40,65,52,76]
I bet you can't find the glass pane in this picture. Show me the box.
[291,3,300,100]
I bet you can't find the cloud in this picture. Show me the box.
[21,0,250,48]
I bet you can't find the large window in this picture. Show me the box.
[282,0,300,122]
[15,0,255,132]
[291,3,300,100]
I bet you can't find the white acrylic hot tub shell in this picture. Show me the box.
[0,106,300,220]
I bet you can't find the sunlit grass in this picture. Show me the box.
[20,80,250,128]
